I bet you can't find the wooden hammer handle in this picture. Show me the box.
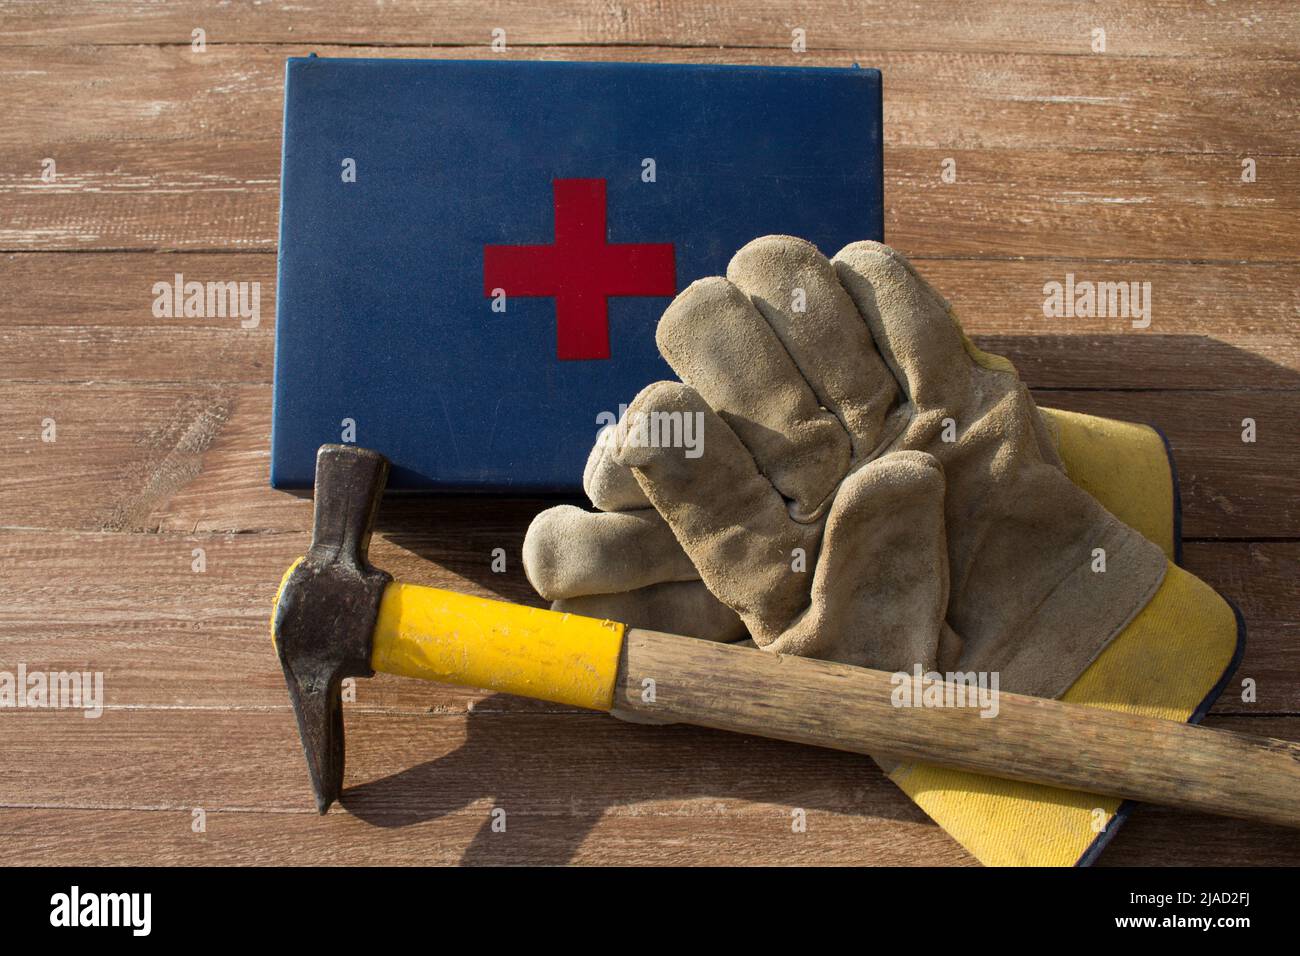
[616,629,1300,829]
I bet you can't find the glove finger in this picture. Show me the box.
[614,381,816,641]
[523,504,697,601]
[656,276,849,516]
[553,580,747,644]
[583,423,650,511]
[773,450,949,671]
[727,235,898,457]
[831,241,972,410]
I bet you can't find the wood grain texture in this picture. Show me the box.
[3,45,1299,257]
[1,0,1297,865]
[5,143,1295,258]
[0,798,1294,866]
[3,384,1294,538]
[3,1,1299,58]
[3,44,1290,156]
[1,707,1298,865]
[0,805,973,866]
[616,630,1300,828]
[4,253,1298,388]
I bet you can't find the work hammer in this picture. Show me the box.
[273,444,1300,828]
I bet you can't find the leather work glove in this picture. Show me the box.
[524,237,1168,697]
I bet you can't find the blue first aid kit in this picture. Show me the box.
[271,56,883,491]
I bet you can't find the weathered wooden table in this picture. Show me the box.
[3,1,1298,865]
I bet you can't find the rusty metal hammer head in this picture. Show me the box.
[272,444,392,813]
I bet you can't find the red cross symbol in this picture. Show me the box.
[484,178,676,360]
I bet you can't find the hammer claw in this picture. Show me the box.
[281,662,347,814]
[273,445,391,812]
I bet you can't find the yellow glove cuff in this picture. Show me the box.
[887,408,1243,866]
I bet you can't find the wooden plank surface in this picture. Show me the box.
[3,707,1298,866]
[4,254,1299,388]
[1,0,1297,866]
[4,45,1298,258]
[3,1,1299,58]
[5,384,1294,538]
[7,141,1298,260]
[6,45,1298,155]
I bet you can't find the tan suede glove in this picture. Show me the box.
[526,238,1167,695]
[522,414,750,644]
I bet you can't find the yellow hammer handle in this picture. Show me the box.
[369,581,625,711]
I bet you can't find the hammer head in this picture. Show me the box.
[273,444,392,813]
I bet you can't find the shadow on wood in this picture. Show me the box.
[338,695,929,865]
